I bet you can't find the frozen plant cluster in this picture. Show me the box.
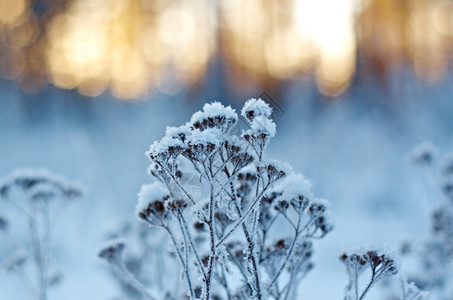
[99,219,170,300]
[0,169,82,300]
[340,248,399,300]
[402,144,453,299]
[126,99,332,300]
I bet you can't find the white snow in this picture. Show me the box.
[190,102,238,126]
[136,182,169,215]
[165,125,191,140]
[146,136,185,158]
[186,127,223,147]
[251,116,276,137]
[279,173,313,201]
[241,98,272,120]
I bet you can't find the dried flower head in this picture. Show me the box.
[3,251,28,272]
[241,98,272,122]
[98,239,126,262]
[0,214,8,231]
[190,102,238,133]
[147,136,185,162]
[408,142,437,166]
[136,182,170,224]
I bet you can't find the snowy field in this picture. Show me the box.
[1,77,453,299]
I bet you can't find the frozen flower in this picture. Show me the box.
[136,182,170,224]
[250,116,276,138]
[165,124,191,142]
[147,136,185,161]
[0,214,8,231]
[185,128,224,158]
[255,160,291,183]
[408,142,437,166]
[29,183,57,202]
[3,251,28,272]
[241,98,272,122]
[190,102,237,132]
[98,238,126,262]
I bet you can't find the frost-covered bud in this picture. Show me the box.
[190,102,238,132]
[402,281,429,300]
[215,212,231,228]
[256,160,290,183]
[250,116,276,138]
[13,176,45,190]
[98,239,126,262]
[231,152,255,171]
[48,270,64,287]
[147,136,185,163]
[237,165,257,183]
[308,198,330,218]
[224,137,242,156]
[440,176,453,199]
[61,185,83,200]
[29,184,57,202]
[186,128,223,156]
[363,250,398,279]
[274,200,289,212]
[193,221,206,232]
[314,215,333,237]
[441,154,453,176]
[0,214,8,231]
[340,252,367,273]
[241,98,272,122]
[3,251,28,272]
[165,199,187,212]
[277,174,313,210]
[432,205,452,235]
[235,164,257,199]
[408,142,437,166]
[165,125,191,143]
[0,182,10,197]
[136,182,170,224]
[341,248,398,283]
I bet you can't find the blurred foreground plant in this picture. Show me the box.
[0,169,82,300]
[400,143,453,299]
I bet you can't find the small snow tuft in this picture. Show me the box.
[241,98,272,121]
[251,116,276,137]
[136,182,169,215]
[280,173,313,200]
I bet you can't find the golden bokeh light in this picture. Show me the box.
[45,0,216,98]
[1,0,453,99]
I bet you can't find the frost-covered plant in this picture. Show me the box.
[0,169,82,300]
[98,220,170,300]
[340,249,399,300]
[402,143,453,299]
[130,99,332,300]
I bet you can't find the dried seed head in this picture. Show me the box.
[241,98,272,122]
[166,199,187,212]
[274,200,289,212]
[3,251,28,272]
[0,183,10,197]
[190,102,238,132]
[147,136,185,162]
[408,142,437,166]
[193,221,206,232]
[0,214,8,231]
[98,239,126,262]
[136,182,170,224]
